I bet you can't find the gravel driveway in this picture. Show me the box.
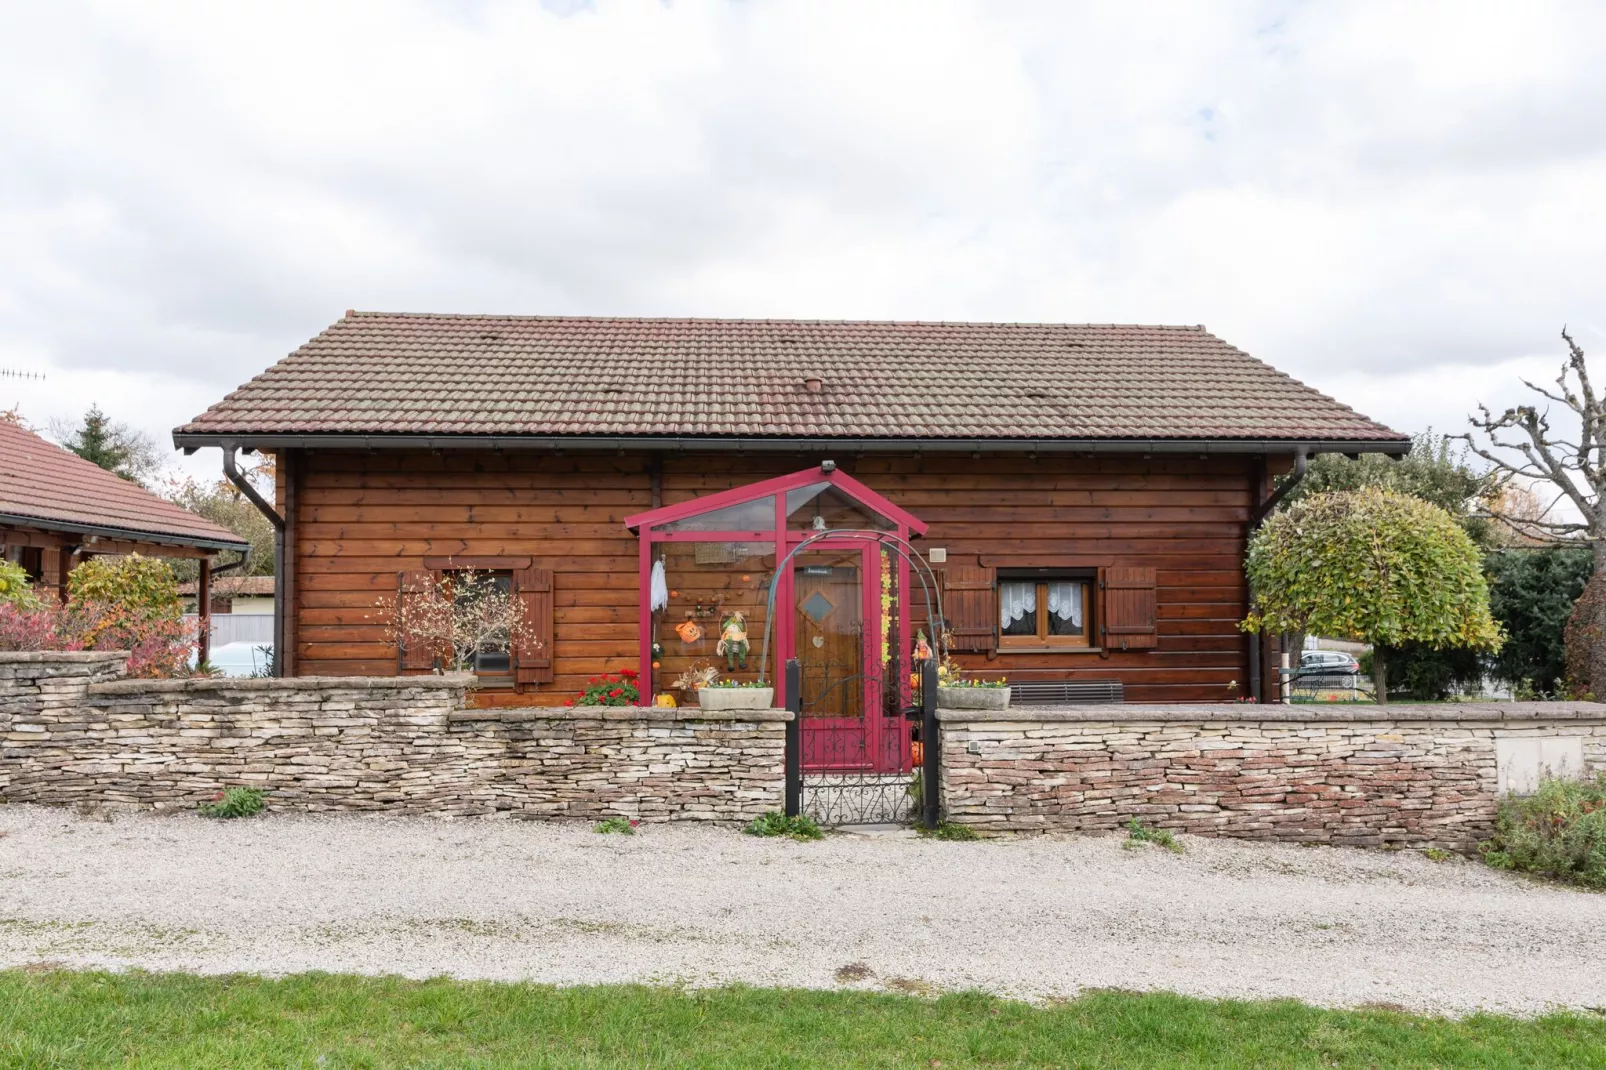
[1,804,1601,1017]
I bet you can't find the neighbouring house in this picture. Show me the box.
[179,575,276,616]
[1,417,251,663]
[173,313,1409,773]
[178,574,275,652]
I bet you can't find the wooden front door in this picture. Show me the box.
[794,549,874,770]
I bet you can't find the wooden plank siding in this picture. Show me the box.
[285,449,1270,705]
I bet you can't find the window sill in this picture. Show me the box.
[994,645,1102,655]
[469,675,516,690]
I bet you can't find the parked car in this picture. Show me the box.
[1300,649,1361,675]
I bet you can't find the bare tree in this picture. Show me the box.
[1461,327,1606,689]
[374,570,542,674]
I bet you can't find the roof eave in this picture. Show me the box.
[173,431,1412,457]
[0,511,253,554]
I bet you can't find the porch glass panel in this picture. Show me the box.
[659,495,775,533]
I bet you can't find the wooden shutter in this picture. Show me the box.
[943,565,996,653]
[398,570,441,672]
[1101,566,1158,650]
[514,565,554,686]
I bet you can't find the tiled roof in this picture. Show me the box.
[178,314,1407,444]
[178,576,275,597]
[0,420,250,551]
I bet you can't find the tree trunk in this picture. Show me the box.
[1372,645,1388,705]
[1592,539,1606,699]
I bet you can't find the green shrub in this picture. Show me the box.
[67,554,181,617]
[594,817,636,835]
[743,811,823,841]
[0,559,40,609]
[198,787,266,819]
[1481,774,1606,888]
[1124,817,1184,855]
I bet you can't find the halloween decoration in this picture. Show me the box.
[913,629,933,662]
[675,618,703,643]
[716,611,750,670]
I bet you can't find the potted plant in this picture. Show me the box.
[695,678,776,711]
[936,676,1011,710]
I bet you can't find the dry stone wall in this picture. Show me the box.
[0,652,786,822]
[940,704,1606,849]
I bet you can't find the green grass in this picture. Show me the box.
[741,812,823,841]
[1125,817,1185,855]
[1,970,1603,1068]
[197,787,266,819]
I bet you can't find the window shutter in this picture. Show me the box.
[514,565,554,686]
[398,569,441,672]
[1101,566,1158,650]
[943,565,995,653]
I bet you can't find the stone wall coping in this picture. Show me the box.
[0,651,127,664]
[937,701,1606,724]
[86,674,476,696]
[450,705,794,723]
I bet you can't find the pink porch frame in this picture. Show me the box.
[623,463,927,705]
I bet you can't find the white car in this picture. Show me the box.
[205,641,274,678]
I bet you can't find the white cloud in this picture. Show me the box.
[1,0,1603,477]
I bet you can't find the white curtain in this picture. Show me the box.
[1047,581,1083,627]
[999,581,1036,629]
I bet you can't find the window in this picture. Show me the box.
[452,570,514,677]
[997,577,1091,648]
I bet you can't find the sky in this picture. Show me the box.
[1,0,1603,483]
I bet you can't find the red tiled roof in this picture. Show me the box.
[178,576,275,597]
[178,313,1407,444]
[0,420,250,551]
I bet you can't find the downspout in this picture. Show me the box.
[222,447,285,677]
[1247,447,1308,702]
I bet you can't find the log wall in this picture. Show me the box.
[285,449,1271,704]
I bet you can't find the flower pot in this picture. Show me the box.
[695,686,775,711]
[937,685,1010,710]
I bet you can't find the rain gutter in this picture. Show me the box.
[176,432,1411,456]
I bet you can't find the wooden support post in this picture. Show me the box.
[784,658,802,818]
[197,556,212,668]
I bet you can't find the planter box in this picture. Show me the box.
[937,686,1011,710]
[695,687,775,711]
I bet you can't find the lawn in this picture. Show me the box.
[2,970,1604,1068]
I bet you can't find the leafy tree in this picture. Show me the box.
[52,405,164,486]
[1245,488,1503,702]
[1283,432,1496,544]
[1486,548,1593,694]
[161,477,276,578]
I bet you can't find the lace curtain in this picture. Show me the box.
[1001,580,1083,629]
[999,582,1035,628]
[1046,581,1082,627]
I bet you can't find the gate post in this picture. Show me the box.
[921,657,940,830]
[784,657,802,817]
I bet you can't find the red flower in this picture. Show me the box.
[609,688,623,697]
[621,668,638,679]
[563,699,575,707]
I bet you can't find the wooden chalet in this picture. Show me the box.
[175,314,1408,757]
[1,417,252,662]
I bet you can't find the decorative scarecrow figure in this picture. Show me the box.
[913,629,933,662]
[716,611,750,671]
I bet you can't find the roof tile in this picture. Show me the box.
[179,314,1406,443]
